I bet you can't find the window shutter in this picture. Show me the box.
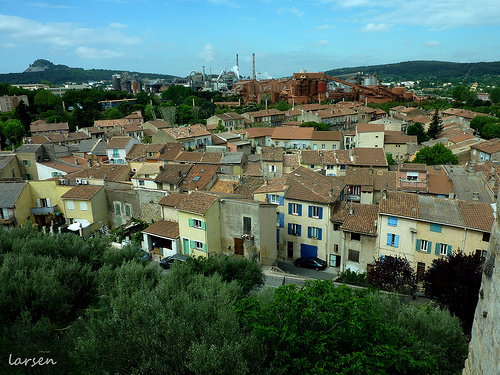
[416,239,421,252]
[189,219,194,227]
[36,199,41,208]
[279,213,284,228]
[297,225,301,237]
[190,240,195,249]
[201,221,206,230]
[308,205,312,218]
[298,204,302,216]
[276,229,279,244]
[279,196,284,206]
[317,228,322,240]
[447,245,452,257]
[427,241,432,254]
[46,198,51,207]
[202,243,207,252]
[387,233,392,246]
[318,207,323,219]
[288,223,292,235]
[308,227,312,238]
[435,243,440,256]
[288,203,292,214]
[266,194,270,202]
[394,235,399,248]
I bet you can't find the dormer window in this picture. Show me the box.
[406,171,419,181]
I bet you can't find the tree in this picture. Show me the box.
[423,251,484,333]
[104,108,124,120]
[34,89,62,112]
[481,122,500,139]
[490,87,500,104]
[3,119,26,146]
[275,100,291,111]
[369,256,417,295]
[13,99,32,132]
[160,85,194,105]
[427,109,444,139]
[159,105,176,126]
[412,143,458,165]
[406,122,428,144]
[299,121,329,131]
[451,85,474,102]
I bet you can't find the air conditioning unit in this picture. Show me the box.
[76,178,82,184]
[410,228,417,233]
[81,180,88,185]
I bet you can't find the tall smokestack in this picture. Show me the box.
[253,53,256,81]
[236,54,239,69]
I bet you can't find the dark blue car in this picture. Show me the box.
[293,257,327,271]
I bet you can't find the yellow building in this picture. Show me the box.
[28,180,72,228]
[0,181,31,229]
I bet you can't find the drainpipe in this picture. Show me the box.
[462,228,467,253]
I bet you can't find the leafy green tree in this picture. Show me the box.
[13,99,32,132]
[490,87,500,104]
[413,143,458,165]
[427,109,444,139]
[104,108,124,119]
[386,152,396,165]
[34,89,62,112]
[470,115,499,137]
[275,100,291,111]
[161,85,194,105]
[406,122,429,143]
[369,256,417,295]
[481,122,500,139]
[299,120,329,131]
[3,119,26,146]
[423,251,484,333]
[176,103,194,124]
[451,85,474,102]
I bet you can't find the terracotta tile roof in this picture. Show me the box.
[379,191,420,218]
[271,126,314,140]
[283,153,300,168]
[345,167,374,186]
[106,136,134,149]
[295,104,327,112]
[441,108,488,120]
[95,119,130,128]
[300,150,321,165]
[200,152,222,164]
[26,135,51,144]
[244,163,262,177]
[67,164,130,182]
[125,111,143,120]
[353,148,387,167]
[373,170,397,191]
[57,155,91,167]
[356,123,384,133]
[158,192,187,207]
[209,180,240,194]
[38,160,85,174]
[428,174,454,196]
[331,201,378,235]
[246,109,285,118]
[145,120,171,129]
[426,165,446,175]
[284,167,345,204]
[211,134,226,145]
[61,185,102,200]
[242,127,274,138]
[448,133,475,144]
[154,164,192,184]
[181,164,219,191]
[471,139,500,154]
[399,163,426,172]
[176,191,219,215]
[310,131,342,141]
[142,220,179,239]
[134,163,163,176]
[30,122,69,133]
[322,150,352,165]
[458,200,494,232]
[384,131,417,144]
[262,146,283,161]
[175,151,203,163]
[234,176,265,198]
[163,124,210,140]
[253,177,288,194]
[124,124,142,133]
[157,143,184,161]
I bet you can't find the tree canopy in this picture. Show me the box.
[427,109,444,139]
[299,121,330,131]
[369,256,417,295]
[406,122,429,144]
[412,143,458,165]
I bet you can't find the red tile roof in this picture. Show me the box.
[142,220,179,239]
[331,201,379,235]
[176,191,218,215]
[61,185,102,200]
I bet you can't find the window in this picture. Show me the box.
[476,250,487,261]
[351,233,361,241]
[144,174,150,178]
[243,216,251,235]
[310,165,315,169]
[268,194,280,204]
[387,233,399,248]
[348,186,361,195]
[479,151,491,161]
[309,205,323,219]
[113,149,120,158]
[194,241,204,250]
[275,141,280,146]
[419,239,430,253]
[388,217,398,227]
[322,144,326,150]
[114,202,121,215]
[67,201,75,210]
[439,243,449,256]
[22,160,30,167]
[333,223,340,231]
[125,204,131,216]
[24,174,32,180]
[289,203,302,216]
[80,202,87,211]
[340,165,346,170]
[430,223,442,233]
[288,223,301,236]
[269,165,277,173]
[284,141,289,148]
[190,218,204,229]
[406,171,419,181]
[308,227,322,240]
[332,145,336,150]
[139,180,145,186]
[348,249,360,263]
[483,232,490,242]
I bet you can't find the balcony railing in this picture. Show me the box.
[31,205,58,215]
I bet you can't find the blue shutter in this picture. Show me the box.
[318,207,323,219]
[317,228,322,240]
[201,221,206,230]
[308,227,312,238]
[394,235,399,248]
[279,196,284,206]
[297,225,301,237]
[288,203,292,214]
[416,239,421,252]
[288,223,292,235]
[277,228,280,244]
[266,194,270,202]
[435,243,440,256]
[447,245,452,257]
[298,204,302,216]
[279,213,285,228]
[387,233,392,246]
[427,241,432,254]
[388,217,398,226]
[308,206,312,218]
[430,223,442,233]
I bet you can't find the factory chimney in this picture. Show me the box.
[236,54,239,69]
[253,53,256,81]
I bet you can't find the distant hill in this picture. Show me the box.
[0,59,178,85]
[324,60,500,83]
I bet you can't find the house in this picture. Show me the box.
[60,184,108,238]
[330,201,379,273]
[131,163,164,189]
[441,108,488,126]
[78,126,105,140]
[28,180,72,229]
[0,153,21,179]
[377,190,493,276]
[142,120,172,133]
[355,123,385,148]
[157,143,184,163]
[297,107,358,130]
[0,181,31,229]
[123,124,144,140]
[397,163,428,192]
[158,192,189,221]
[261,146,284,178]
[142,220,180,258]
[37,160,85,180]
[125,143,169,163]
[65,163,131,185]
[106,136,140,164]
[125,110,144,125]
[344,167,375,204]
[206,112,245,131]
[152,124,211,150]
[384,131,418,161]
[242,109,286,127]
[237,128,274,149]
[16,144,47,180]
[470,139,500,163]
[30,122,69,135]
[174,151,203,164]
[220,152,247,176]
[154,164,192,191]
[179,164,219,191]
[69,139,107,163]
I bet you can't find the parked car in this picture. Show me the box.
[293,257,327,271]
[160,253,189,269]
[137,249,151,261]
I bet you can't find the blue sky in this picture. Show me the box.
[1,0,499,79]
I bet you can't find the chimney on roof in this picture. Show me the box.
[74,157,78,165]
[449,190,455,199]
[472,191,480,201]
[178,170,182,177]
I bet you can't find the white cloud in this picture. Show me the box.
[199,44,215,62]
[109,23,129,29]
[315,24,336,30]
[76,47,125,59]
[425,41,442,47]
[361,23,391,32]
[312,40,331,46]
[277,7,304,17]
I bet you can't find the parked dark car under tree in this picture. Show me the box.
[293,257,327,271]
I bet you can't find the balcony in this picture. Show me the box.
[31,205,58,215]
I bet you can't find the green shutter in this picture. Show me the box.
[190,240,195,249]
[189,218,194,227]
[201,221,206,230]
[447,245,452,257]
[427,241,432,254]
[416,239,421,252]
[435,243,440,256]
[202,243,207,252]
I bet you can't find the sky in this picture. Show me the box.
[1,0,499,79]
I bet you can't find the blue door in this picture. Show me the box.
[300,244,318,258]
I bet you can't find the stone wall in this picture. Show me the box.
[462,200,500,374]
